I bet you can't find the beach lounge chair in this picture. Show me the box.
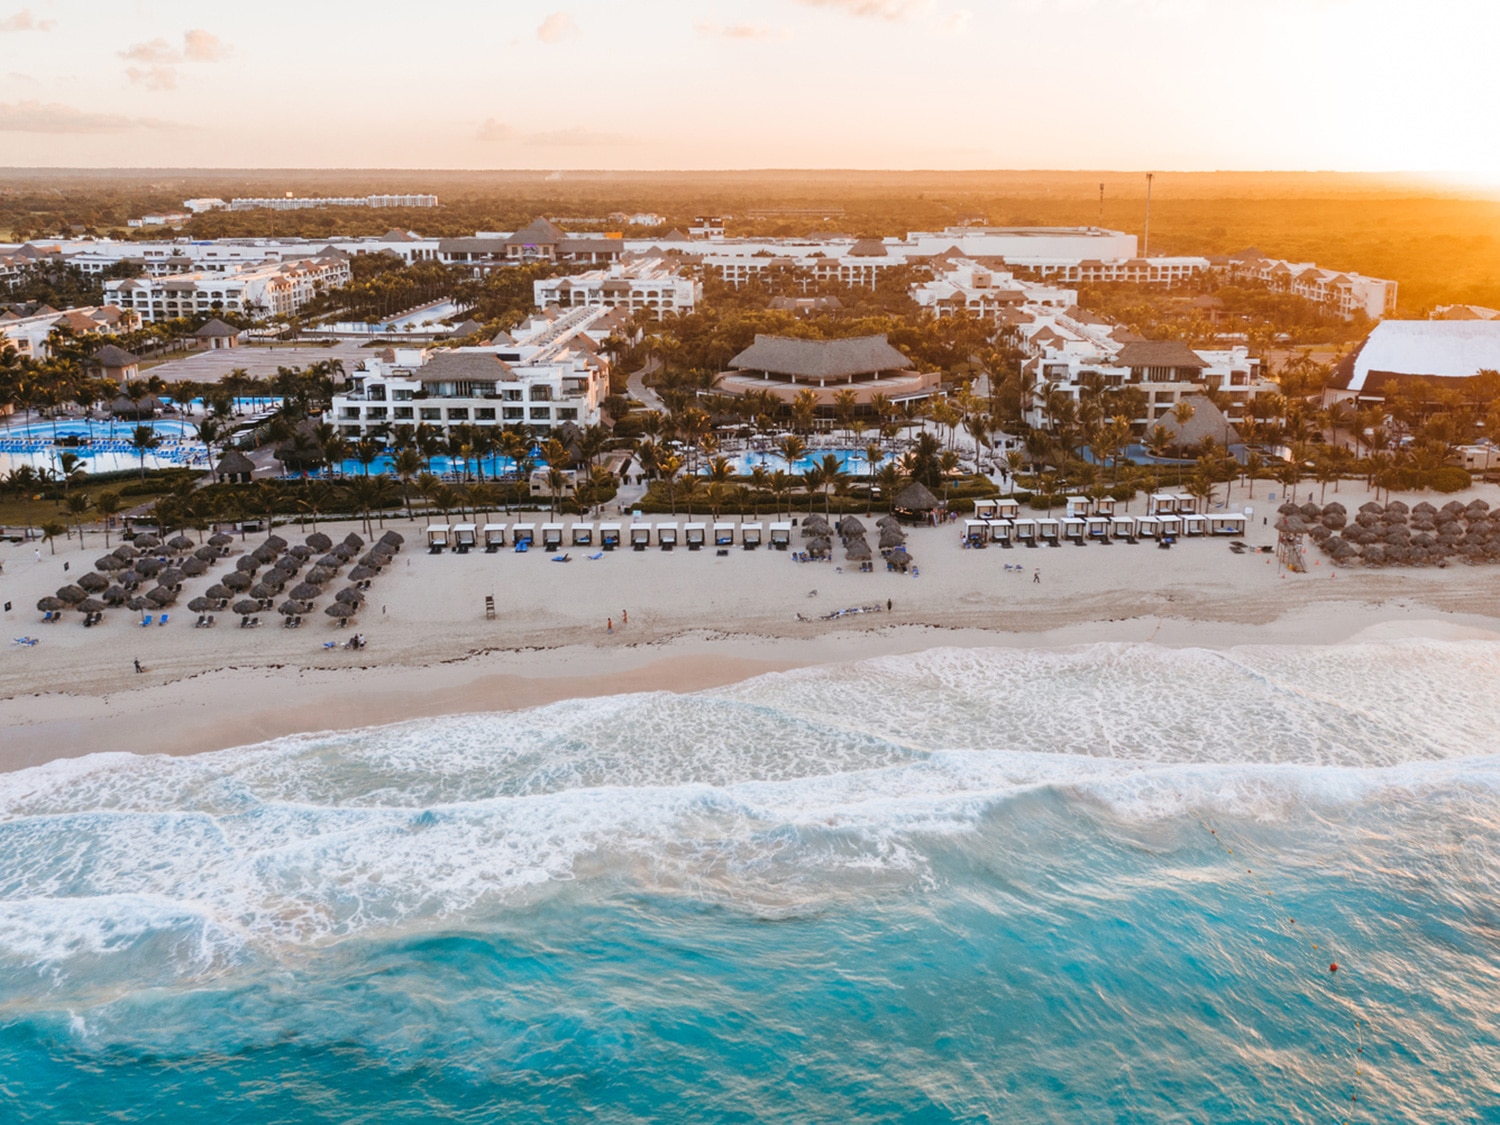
[206,615,215,627]
[159,614,169,626]
[587,552,603,561]
[140,614,152,627]
[323,641,338,649]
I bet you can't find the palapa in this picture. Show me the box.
[222,571,252,591]
[36,596,66,612]
[127,596,153,612]
[379,531,404,547]
[204,583,232,601]
[181,557,209,577]
[208,533,233,547]
[325,603,355,620]
[878,526,906,550]
[75,598,107,614]
[145,586,175,606]
[288,544,313,560]
[102,586,128,606]
[235,555,260,573]
[334,587,365,605]
[194,545,219,562]
[77,572,108,592]
[290,582,321,602]
[278,600,310,616]
[158,568,185,587]
[55,585,87,604]
[306,532,333,551]
[188,596,215,613]
[233,599,261,616]
[844,537,872,561]
[305,567,335,586]
[838,516,867,536]
[347,565,377,581]
[168,535,195,552]
[343,533,365,550]
[135,557,163,577]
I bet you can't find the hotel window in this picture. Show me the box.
[476,408,496,421]
[557,408,578,421]
[447,408,469,421]
[366,407,388,419]
[504,407,524,420]
[394,407,414,420]
[530,407,551,421]
[420,408,441,421]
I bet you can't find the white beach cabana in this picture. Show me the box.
[741,522,763,549]
[1172,493,1197,514]
[482,523,506,551]
[1147,492,1176,517]
[571,523,595,546]
[1135,515,1162,539]
[684,522,707,550]
[1182,514,1208,537]
[1038,518,1061,545]
[541,523,565,550]
[1062,516,1087,544]
[997,498,1020,520]
[657,522,680,549]
[1086,514,1111,541]
[987,519,1013,545]
[962,519,989,547]
[769,521,792,549]
[629,523,652,549]
[973,499,999,520]
[1110,514,1137,541]
[426,524,450,553]
[1066,496,1091,518]
[1158,514,1183,537]
[713,522,735,547]
[1095,496,1117,517]
[1209,513,1248,536]
[1014,517,1038,545]
[512,522,536,547]
[600,521,622,550]
[452,523,477,553]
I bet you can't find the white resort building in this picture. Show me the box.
[102,253,351,322]
[533,258,700,317]
[331,306,611,438]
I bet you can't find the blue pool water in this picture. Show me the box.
[726,447,888,476]
[2,640,1499,1121]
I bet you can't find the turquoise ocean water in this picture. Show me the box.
[3,640,1500,1122]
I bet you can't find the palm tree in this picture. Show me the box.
[769,469,792,521]
[63,492,91,547]
[392,448,424,519]
[129,424,159,481]
[40,520,66,554]
[94,490,122,546]
[801,463,827,514]
[1170,400,1195,486]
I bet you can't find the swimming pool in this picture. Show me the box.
[719,448,896,477]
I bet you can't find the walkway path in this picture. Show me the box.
[625,359,665,412]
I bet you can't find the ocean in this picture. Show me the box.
[3,640,1500,1123]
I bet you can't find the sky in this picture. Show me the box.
[0,0,1497,174]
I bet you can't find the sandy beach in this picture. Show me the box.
[5,482,1500,771]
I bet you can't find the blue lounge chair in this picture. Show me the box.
[140,614,152,627]
[587,552,603,560]
[159,614,169,626]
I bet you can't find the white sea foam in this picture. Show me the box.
[1,640,1498,977]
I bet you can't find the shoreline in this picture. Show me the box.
[4,602,1499,773]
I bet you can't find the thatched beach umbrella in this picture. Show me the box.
[332,543,356,561]
[290,582,321,602]
[1386,499,1409,515]
[306,532,333,552]
[181,557,209,578]
[208,532,233,547]
[117,569,141,589]
[845,537,872,561]
[1308,524,1332,542]
[36,596,65,613]
[168,535,195,553]
[127,595,153,613]
[158,567,185,587]
[887,546,912,570]
[315,553,343,570]
[1361,543,1388,565]
[133,535,161,551]
[839,516,867,536]
[113,544,139,559]
[343,533,364,550]
[278,599,310,617]
[1359,501,1383,514]
[102,585,128,606]
[77,572,108,593]
[1299,502,1321,520]
[222,571,252,592]
[801,522,828,539]
[347,565,377,582]
[95,554,123,572]
[288,544,312,560]
[194,545,219,563]
[325,604,354,621]
[76,597,107,615]
[334,587,364,606]
[251,545,279,565]
[135,557,163,578]
[305,567,335,586]
[233,599,261,617]
[264,534,288,552]
[358,552,387,569]
[248,581,279,602]
[878,525,906,550]
[146,586,176,606]
[807,536,832,558]
[273,555,301,573]
[379,531,404,548]
[188,596,215,613]
[55,584,87,604]
[235,555,260,573]
[204,583,232,602]
[1277,502,1301,516]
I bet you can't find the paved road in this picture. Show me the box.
[142,342,376,384]
[625,359,665,412]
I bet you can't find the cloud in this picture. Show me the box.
[475,121,631,147]
[795,0,931,18]
[0,9,53,32]
[121,29,230,89]
[695,22,790,40]
[476,118,519,142]
[536,12,579,43]
[0,100,173,133]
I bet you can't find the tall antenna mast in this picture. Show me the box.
[1144,172,1154,257]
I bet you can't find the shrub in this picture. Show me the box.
[1428,466,1472,493]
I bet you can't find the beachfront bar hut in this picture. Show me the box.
[1062,516,1087,544]
[512,522,536,548]
[214,449,255,484]
[684,522,707,550]
[962,519,989,547]
[600,522,622,550]
[541,523,565,550]
[1135,515,1161,539]
[630,523,652,550]
[1147,493,1176,517]
[973,499,999,520]
[1182,514,1208,537]
[1037,518,1061,546]
[657,522,680,550]
[571,523,595,547]
[986,519,1013,546]
[741,522,763,549]
[1014,517,1038,546]
[1209,513,1248,536]
[1086,514,1112,542]
[1111,515,1138,542]
[893,482,940,524]
[769,521,792,549]
[453,523,478,553]
[713,522,735,547]
[426,524,450,553]
[483,523,506,551]
[1066,496,1091,518]
[1158,514,1183,537]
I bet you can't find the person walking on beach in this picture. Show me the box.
[1032,568,1041,584]
[887,598,892,611]
[133,659,143,674]
[607,617,613,633]
[622,609,628,626]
